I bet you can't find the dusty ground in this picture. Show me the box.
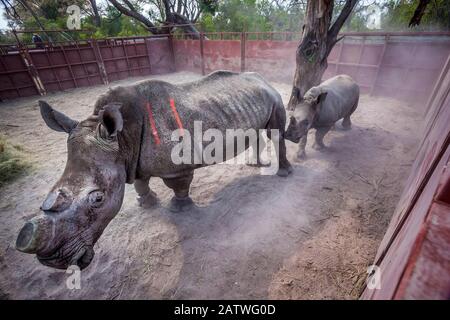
[0,71,422,299]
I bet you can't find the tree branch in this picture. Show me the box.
[122,0,136,11]
[107,0,164,34]
[89,0,101,27]
[409,0,431,27]
[108,0,201,38]
[326,0,358,58]
[162,0,201,38]
[328,0,357,39]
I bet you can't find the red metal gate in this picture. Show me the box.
[0,32,175,101]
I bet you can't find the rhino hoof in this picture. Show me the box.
[341,125,351,131]
[168,196,194,212]
[137,191,159,209]
[277,165,293,177]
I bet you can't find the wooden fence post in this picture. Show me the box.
[12,30,46,96]
[200,32,205,75]
[370,34,389,96]
[241,32,246,72]
[91,38,109,85]
[19,49,46,96]
[168,32,176,72]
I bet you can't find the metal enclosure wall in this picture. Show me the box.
[172,32,450,112]
[28,43,103,92]
[361,54,450,299]
[0,52,40,99]
[0,36,175,101]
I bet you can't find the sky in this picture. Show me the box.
[0,6,6,29]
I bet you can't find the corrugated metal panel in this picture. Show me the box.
[172,33,450,111]
[362,53,450,300]
[0,36,174,101]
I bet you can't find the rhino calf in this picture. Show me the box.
[15,70,292,270]
[285,75,359,159]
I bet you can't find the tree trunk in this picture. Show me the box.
[287,0,357,110]
[409,0,431,27]
[90,0,101,27]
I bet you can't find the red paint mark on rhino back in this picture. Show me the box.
[146,102,160,145]
[169,98,184,137]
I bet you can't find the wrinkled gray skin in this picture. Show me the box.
[285,74,359,159]
[16,70,292,270]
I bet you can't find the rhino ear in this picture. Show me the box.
[312,91,327,113]
[39,100,79,134]
[292,87,302,101]
[99,103,123,138]
[316,91,327,104]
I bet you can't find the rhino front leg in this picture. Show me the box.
[313,126,332,150]
[134,177,159,208]
[342,98,358,130]
[248,131,269,167]
[163,172,194,212]
[267,103,292,177]
[297,134,308,160]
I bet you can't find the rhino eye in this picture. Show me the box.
[97,124,114,141]
[88,191,104,208]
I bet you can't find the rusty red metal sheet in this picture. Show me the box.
[146,38,175,74]
[204,40,241,73]
[398,177,450,299]
[362,146,450,299]
[172,39,202,73]
[0,35,177,100]
[245,40,297,83]
[172,34,449,112]
[375,55,450,263]
[361,53,450,300]
[0,53,38,99]
[1,32,449,107]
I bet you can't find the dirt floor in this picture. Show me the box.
[0,71,423,299]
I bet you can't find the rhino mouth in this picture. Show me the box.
[37,245,95,270]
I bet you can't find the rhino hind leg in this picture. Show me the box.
[163,173,194,212]
[342,98,358,130]
[342,116,352,130]
[134,177,159,208]
[313,126,332,150]
[296,134,308,161]
[267,103,292,177]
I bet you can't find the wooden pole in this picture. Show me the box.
[241,32,246,72]
[12,30,46,96]
[91,38,109,85]
[200,32,205,76]
[370,35,389,96]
